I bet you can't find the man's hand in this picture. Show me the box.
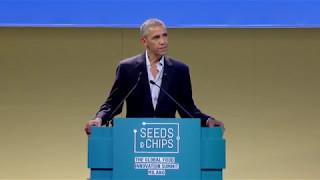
[84,118,102,135]
[206,118,225,129]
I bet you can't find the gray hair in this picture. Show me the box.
[140,18,166,37]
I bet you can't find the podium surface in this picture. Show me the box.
[88,118,225,180]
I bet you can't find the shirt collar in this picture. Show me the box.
[145,50,164,68]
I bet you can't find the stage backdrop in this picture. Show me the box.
[0,27,320,179]
[1,0,320,27]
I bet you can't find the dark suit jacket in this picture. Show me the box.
[95,53,213,126]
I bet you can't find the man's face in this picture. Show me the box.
[141,25,168,57]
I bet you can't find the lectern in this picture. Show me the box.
[88,118,225,180]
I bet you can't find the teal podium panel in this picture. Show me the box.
[88,118,225,180]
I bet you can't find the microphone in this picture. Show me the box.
[149,80,194,118]
[109,72,142,121]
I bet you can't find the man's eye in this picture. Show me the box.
[153,35,160,39]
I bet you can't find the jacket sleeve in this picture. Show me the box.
[95,64,126,125]
[177,65,215,126]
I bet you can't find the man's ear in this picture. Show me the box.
[140,37,147,48]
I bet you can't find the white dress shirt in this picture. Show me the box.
[146,51,164,110]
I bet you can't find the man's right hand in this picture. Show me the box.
[84,118,102,135]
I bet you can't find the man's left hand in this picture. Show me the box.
[206,118,225,129]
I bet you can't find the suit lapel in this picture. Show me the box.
[155,57,173,112]
[136,53,154,113]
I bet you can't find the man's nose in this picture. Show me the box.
[159,36,167,44]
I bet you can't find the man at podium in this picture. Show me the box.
[85,18,224,135]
